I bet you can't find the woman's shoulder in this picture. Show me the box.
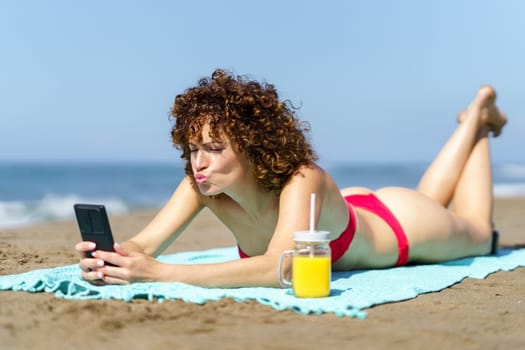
[284,163,333,190]
[293,162,328,178]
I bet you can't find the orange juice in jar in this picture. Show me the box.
[278,231,331,298]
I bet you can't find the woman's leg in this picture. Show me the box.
[452,126,493,235]
[416,86,506,209]
[373,87,507,263]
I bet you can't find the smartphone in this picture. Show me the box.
[74,203,115,258]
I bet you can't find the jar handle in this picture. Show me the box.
[277,250,294,288]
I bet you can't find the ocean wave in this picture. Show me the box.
[0,194,129,229]
[494,183,525,198]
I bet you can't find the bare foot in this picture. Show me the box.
[457,85,507,137]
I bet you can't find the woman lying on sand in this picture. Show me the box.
[76,69,507,287]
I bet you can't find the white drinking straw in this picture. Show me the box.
[309,192,316,232]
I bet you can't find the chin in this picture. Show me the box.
[197,184,222,197]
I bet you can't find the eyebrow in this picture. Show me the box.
[188,141,225,147]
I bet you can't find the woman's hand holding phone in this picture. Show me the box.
[75,242,167,285]
[75,241,111,285]
[74,203,117,285]
[73,204,170,285]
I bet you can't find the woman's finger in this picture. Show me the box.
[75,241,96,252]
[92,250,126,267]
[81,269,105,282]
[99,265,130,280]
[113,242,128,256]
[101,275,129,285]
[79,258,105,272]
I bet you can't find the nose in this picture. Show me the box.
[192,150,209,171]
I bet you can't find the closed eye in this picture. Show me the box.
[188,141,225,153]
[206,141,225,152]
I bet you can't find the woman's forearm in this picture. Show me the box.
[158,255,282,288]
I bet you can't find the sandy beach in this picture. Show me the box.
[1,197,524,349]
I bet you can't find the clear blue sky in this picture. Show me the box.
[1,0,523,164]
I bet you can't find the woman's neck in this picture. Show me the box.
[225,181,278,221]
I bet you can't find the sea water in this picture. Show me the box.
[1,161,524,229]
[0,161,184,228]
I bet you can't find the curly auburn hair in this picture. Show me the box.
[170,69,318,195]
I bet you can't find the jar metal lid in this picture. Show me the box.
[294,230,330,242]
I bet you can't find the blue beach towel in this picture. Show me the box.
[1,247,524,318]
